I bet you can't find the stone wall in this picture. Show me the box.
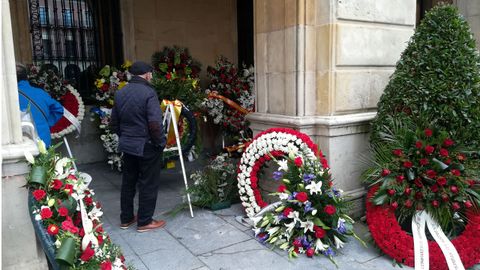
[121,0,238,79]
[456,0,480,48]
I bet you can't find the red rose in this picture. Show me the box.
[392,149,403,156]
[405,200,413,208]
[457,153,466,161]
[32,189,46,201]
[67,174,77,180]
[437,177,447,186]
[294,157,303,167]
[465,201,473,208]
[391,202,399,210]
[84,197,93,206]
[432,200,439,208]
[443,138,454,147]
[387,189,396,196]
[451,169,461,176]
[404,187,412,195]
[80,244,95,261]
[314,226,326,238]
[97,235,104,245]
[324,205,336,215]
[293,239,302,247]
[424,129,433,137]
[430,184,439,193]
[419,159,429,166]
[467,179,476,187]
[51,179,63,190]
[100,261,112,270]
[426,170,437,178]
[96,225,104,233]
[396,175,405,183]
[414,178,424,188]
[283,207,293,217]
[441,193,449,202]
[306,247,315,257]
[415,141,423,149]
[165,73,172,80]
[47,224,59,235]
[64,184,73,195]
[295,192,308,202]
[425,145,435,155]
[444,159,452,165]
[381,169,391,177]
[58,207,69,217]
[403,161,413,168]
[40,208,53,219]
[415,191,423,200]
[450,185,459,193]
[277,185,287,193]
[452,202,461,211]
[101,84,109,92]
[439,148,449,157]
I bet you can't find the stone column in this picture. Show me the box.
[2,0,47,269]
[250,0,415,215]
[456,0,480,48]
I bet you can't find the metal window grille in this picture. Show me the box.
[28,0,98,87]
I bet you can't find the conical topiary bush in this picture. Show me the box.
[370,4,480,148]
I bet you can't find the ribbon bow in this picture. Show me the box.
[208,91,250,115]
[161,99,183,145]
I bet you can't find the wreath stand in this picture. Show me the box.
[163,103,195,218]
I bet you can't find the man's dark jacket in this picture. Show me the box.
[110,76,166,156]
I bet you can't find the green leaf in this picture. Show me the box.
[313,218,331,229]
[372,193,388,206]
[99,65,111,77]
[158,63,168,73]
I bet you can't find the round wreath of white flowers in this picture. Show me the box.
[237,128,320,217]
[51,85,85,139]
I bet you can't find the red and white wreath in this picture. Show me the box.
[50,85,85,139]
[237,128,326,217]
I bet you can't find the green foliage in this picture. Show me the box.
[371,4,480,147]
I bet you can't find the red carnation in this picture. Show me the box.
[450,185,459,193]
[451,169,461,176]
[306,247,315,257]
[51,179,63,190]
[441,193,449,202]
[457,153,466,161]
[165,73,172,80]
[424,129,433,137]
[404,187,412,195]
[414,178,424,188]
[425,145,435,155]
[101,84,109,92]
[293,239,302,247]
[47,224,59,235]
[443,138,454,147]
[415,141,423,149]
[452,202,461,211]
[415,191,424,200]
[294,157,303,167]
[439,148,449,157]
[32,189,46,201]
[467,179,476,187]
[40,208,53,219]
[97,235,104,245]
[324,205,336,215]
[387,189,396,196]
[396,175,405,183]
[80,244,95,261]
[58,207,69,217]
[283,207,293,217]
[392,149,403,157]
[100,261,112,270]
[430,184,439,193]
[432,200,439,208]
[67,174,77,180]
[277,185,287,193]
[444,159,452,165]
[465,201,473,208]
[84,197,93,206]
[426,170,437,178]
[403,161,413,168]
[391,202,399,210]
[436,177,447,186]
[419,159,429,166]
[314,226,326,238]
[405,200,413,208]
[295,192,308,202]
[381,169,391,177]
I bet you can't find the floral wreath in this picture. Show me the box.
[366,185,480,269]
[50,85,85,139]
[238,128,324,217]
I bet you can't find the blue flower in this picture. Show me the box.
[301,237,311,249]
[303,173,315,184]
[323,247,335,257]
[332,188,341,197]
[257,233,269,243]
[337,219,347,234]
[304,201,314,213]
[273,171,284,181]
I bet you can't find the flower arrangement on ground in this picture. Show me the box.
[238,128,362,263]
[187,153,238,209]
[27,65,85,139]
[25,141,132,269]
[91,62,131,171]
[203,56,255,136]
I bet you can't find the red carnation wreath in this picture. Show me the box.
[237,128,328,217]
[50,86,84,139]
[366,185,480,270]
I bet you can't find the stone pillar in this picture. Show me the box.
[250,0,415,215]
[456,0,480,48]
[2,0,47,269]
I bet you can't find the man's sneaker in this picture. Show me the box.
[137,220,166,233]
[120,216,137,229]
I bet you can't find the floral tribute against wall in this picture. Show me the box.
[28,65,85,139]
[203,56,255,136]
[91,62,132,171]
[25,141,132,269]
[238,128,362,263]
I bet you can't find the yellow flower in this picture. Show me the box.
[118,81,127,89]
[108,99,114,106]
[121,60,132,69]
[95,79,104,88]
[192,79,199,89]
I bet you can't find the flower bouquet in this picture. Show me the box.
[25,141,132,269]
[252,152,362,264]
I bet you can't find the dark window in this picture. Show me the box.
[417,0,453,25]
[39,7,47,25]
[63,9,73,27]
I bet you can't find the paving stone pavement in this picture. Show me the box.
[80,162,412,270]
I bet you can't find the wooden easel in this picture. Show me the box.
[162,103,195,218]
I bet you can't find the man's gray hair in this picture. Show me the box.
[16,63,28,82]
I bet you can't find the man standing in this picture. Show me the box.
[17,63,64,147]
[111,61,167,232]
